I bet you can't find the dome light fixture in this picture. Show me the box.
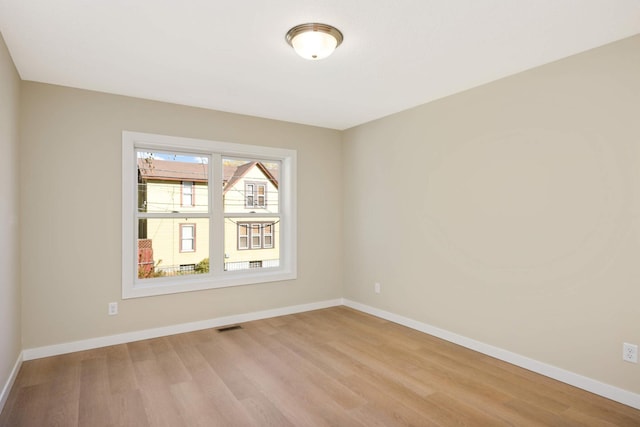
[285,23,344,60]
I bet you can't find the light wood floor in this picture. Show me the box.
[1,307,639,426]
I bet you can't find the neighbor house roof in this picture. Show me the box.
[137,158,208,182]
[222,161,278,195]
[138,158,278,190]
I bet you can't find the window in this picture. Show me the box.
[182,181,194,207]
[245,182,267,208]
[238,224,249,250]
[180,264,196,273]
[237,222,275,250]
[263,223,273,248]
[180,224,196,252]
[122,131,296,298]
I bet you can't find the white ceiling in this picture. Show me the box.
[1,1,639,130]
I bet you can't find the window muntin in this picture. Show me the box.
[123,131,296,298]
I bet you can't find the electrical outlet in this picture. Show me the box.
[623,343,638,363]
[374,282,381,294]
[108,302,118,316]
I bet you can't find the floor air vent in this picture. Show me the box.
[217,325,242,332]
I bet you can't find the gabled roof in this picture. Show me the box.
[223,161,278,194]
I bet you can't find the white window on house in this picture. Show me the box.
[256,183,266,207]
[122,131,296,299]
[237,222,275,250]
[180,224,196,252]
[182,181,194,207]
[245,183,254,208]
[238,224,249,250]
[263,223,273,249]
[245,182,267,208]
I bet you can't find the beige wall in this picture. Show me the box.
[19,83,343,348]
[0,32,21,396]
[343,35,640,394]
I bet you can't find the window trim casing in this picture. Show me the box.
[122,131,297,299]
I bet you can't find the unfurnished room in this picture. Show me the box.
[1,1,640,426]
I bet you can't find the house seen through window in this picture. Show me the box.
[137,154,280,277]
[123,131,296,298]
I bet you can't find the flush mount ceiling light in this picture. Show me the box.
[285,23,344,60]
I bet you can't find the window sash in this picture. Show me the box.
[122,131,297,299]
[182,181,194,207]
[245,183,254,208]
[180,224,196,252]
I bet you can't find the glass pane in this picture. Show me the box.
[182,239,194,252]
[223,158,279,214]
[137,218,209,279]
[224,218,279,271]
[182,225,194,239]
[137,151,209,214]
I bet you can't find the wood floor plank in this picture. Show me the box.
[109,389,150,427]
[41,355,81,427]
[78,356,114,427]
[240,394,296,427]
[0,383,50,427]
[1,306,639,426]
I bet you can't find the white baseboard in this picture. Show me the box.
[343,299,640,410]
[0,352,22,415]
[22,298,343,361]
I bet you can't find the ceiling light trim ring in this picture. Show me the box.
[285,23,344,49]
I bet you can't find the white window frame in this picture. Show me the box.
[238,221,275,250]
[245,183,255,208]
[244,182,267,208]
[263,223,274,249]
[180,223,196,253]
[122,131,297,299]
[238,224,249,250]
[182,181,194,207]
